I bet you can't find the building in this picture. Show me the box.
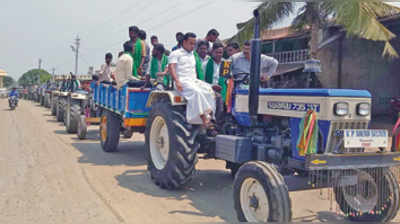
[228,14,400,116]
[0,69,7,88]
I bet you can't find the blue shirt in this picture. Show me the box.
[9,90,19,97]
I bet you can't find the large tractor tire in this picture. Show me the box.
[145,101,200,190]
[56,101,64,122]
[77,115,87,139]
[233,161,292,223]
[99,110,121,152]
[51,98,57,116]
[334,168,399,222]
[40,96,44,106]
[66,103,81,133]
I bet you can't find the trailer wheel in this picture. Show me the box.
[334,168,400,222]
[77,115,87,139]
[66,103,80,133]
[234,161,292,223]
[122,129,133,139]
[145,101,199,190]
[100,110,120,152]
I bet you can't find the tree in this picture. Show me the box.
[233,0,400,58]
[18,69,51,87]
[3,76,15,88]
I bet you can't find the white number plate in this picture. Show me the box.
[342,129,388,148]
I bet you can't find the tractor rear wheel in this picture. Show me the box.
[77,115,87,139]
[100,110,121,152]
[145,101,199,190]
[66,103,81,133]
[234,161,292,223]
[334,168,399,222]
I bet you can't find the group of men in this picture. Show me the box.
[96,27,278,128]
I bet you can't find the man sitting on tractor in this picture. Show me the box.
[98,53,114,84]
[168,32,215,128]
[114,41,140,89]
[149,43,170,89]
[231,40,278,86]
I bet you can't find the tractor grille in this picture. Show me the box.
[326,121,369,153]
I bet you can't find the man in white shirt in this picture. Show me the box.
[168,32,216,127]
[115,41,139,89]
[98,53,113,83]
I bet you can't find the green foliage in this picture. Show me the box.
[18,69,51,87]
[3,76,15,88]
[233,0,400,57]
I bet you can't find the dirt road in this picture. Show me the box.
[1,99,398,223]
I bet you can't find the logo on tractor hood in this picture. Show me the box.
[267,101,320,112]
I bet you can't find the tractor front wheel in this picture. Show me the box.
[99,110,121,152]
[77,115,87,139]
[334,168,400,222]
[66,103,81,133]
[145,101,199,190]
[233,161,292,223]
[56,101,64,122]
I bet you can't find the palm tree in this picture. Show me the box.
[234,0,400,58]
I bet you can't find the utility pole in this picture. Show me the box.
[38,58,42,69]
[52,68,55,76]
[70,35,80,75]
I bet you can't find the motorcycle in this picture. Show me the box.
[9,96,18,110]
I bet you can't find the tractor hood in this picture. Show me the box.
[237,88,371,98]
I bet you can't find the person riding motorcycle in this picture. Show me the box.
[8,87,19,107]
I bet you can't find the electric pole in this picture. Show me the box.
[70,35,80,75]
[38,58,42,69]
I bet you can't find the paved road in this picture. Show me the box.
[1,99,397,223]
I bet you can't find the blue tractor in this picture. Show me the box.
[144,10,400,222]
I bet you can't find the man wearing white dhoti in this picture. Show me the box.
[168,32,216,127]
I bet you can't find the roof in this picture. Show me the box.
[0,69,7,77]
[261,27,309,41]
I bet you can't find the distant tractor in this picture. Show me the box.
[142,10,400,223]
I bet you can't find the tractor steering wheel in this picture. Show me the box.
[233,72,250,85]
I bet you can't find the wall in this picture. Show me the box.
[318,36,400,115]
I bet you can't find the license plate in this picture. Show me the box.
[342,129,388,148]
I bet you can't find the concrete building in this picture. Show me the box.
[0,69,7,88]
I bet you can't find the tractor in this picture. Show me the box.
[74,77,104,139]
[143,10,400,223]
[63,75,93,134]
[56,75,71,122]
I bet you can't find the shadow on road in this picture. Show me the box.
[71,141,147,167]
[115,168,236,222]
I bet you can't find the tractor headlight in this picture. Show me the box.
[334,102,349,116]
[357,103,370,116]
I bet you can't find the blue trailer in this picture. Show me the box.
[92,82,152,152]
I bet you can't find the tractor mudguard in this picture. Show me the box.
[146,90,186,107]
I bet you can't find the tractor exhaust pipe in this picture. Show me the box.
[249,9,261,126]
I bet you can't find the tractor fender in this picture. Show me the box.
[146,90,186,107]
[71,93,88,100]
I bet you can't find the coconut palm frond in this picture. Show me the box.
[234,1,294,44]
[327,0,400,57]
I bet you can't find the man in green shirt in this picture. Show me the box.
[149,44,170,88]
[128,26,147,78]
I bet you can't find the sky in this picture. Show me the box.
[0,0,275,80]
[3,1,398,81]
